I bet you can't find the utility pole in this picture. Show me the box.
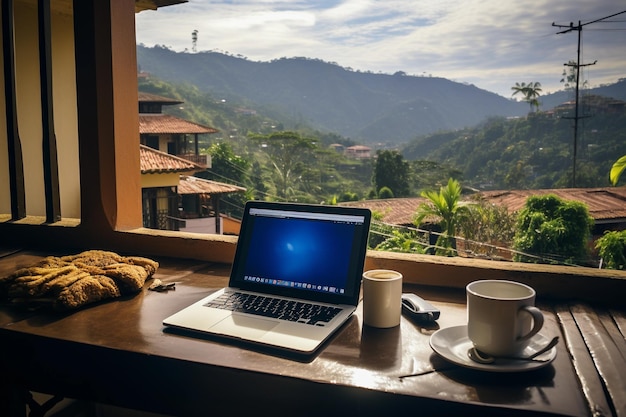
[553,20,596,188]
[553,10,626,187]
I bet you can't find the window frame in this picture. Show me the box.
[1,0,625,308]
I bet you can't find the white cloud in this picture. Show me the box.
[135,0,626,97]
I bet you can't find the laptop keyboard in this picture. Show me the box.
[204,292,342,326]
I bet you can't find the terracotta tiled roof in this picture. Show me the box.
[342,187,626,226]
[138,92,183,105]
[178,175,246,195]
[341,198,425,226]
[140,145,203,174]
[478,188,626,223]
[139,114,218,135]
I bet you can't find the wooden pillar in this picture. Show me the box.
[73,0,142,232]
[2,0,26,220]
[38,0,62,223]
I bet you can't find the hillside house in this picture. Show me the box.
[139,92,218,167]
[344,145,371,159]
[138,94,245,234]
[140,144,200,231]
[551,95,626,117]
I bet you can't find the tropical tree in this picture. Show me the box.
[414,178,473,256]
[526,81,542,111]
[511,81,542,112]
[513,194,594,265]
[373,150,410,197]
[248,131,317,199]
[511,81,530,109]
[560,60,589,93]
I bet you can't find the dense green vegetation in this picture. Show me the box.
[403,104,626,189]
[139,74,626,199]
[513,195,594,265]
[414,179,472,256]
[139,77,461,206]
[595,230,626,270]
[139,76,626,269]
[374,191,601,267]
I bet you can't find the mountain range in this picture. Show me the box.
[136,45,626,145]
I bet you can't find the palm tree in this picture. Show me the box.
[511,82,528,100]
[511,81,542,112]
[526,81,542,112]
[414,178,473,256]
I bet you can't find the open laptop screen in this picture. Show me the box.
[230,202,371,306]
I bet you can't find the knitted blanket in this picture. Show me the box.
[0,250,159,310]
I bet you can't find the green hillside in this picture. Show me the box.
[138,76,375,207]
[139,69,626,198]
[137,45,527,144]
[402,98,626,189]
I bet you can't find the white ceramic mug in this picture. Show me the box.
[362,269,403,328]
[466,280,544,356]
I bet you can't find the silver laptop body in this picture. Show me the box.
[163,201,371,355]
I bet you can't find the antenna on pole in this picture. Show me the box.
[552,10,626,187]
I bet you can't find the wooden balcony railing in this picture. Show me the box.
[178,153,211,168]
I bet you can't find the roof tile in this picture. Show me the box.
[342,187,626,226]
[138,92,183,104]
[140,145,203,173]
[178,175,246,195]
[139,114,218,134]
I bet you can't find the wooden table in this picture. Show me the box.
[1,250,624,417]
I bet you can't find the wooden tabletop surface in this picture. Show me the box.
[1,249,624,417]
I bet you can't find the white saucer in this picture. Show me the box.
[429,325,557,372]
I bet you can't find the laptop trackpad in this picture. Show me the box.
[210,314,278,340]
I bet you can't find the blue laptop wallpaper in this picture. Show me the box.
[242,216,354,291]
[229,202,371,305]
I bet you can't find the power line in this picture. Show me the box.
[370,220,590,266]
[553,10,626,33]
[552,10,626,187]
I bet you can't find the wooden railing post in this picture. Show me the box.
[2,0,26,221]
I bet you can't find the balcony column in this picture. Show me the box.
[73,0,142,232]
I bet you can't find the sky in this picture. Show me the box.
[135,1,626,98]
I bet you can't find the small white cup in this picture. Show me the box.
[467,280,544,356]
[362,269,403,328]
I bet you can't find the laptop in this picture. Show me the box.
[163,200,371,355]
